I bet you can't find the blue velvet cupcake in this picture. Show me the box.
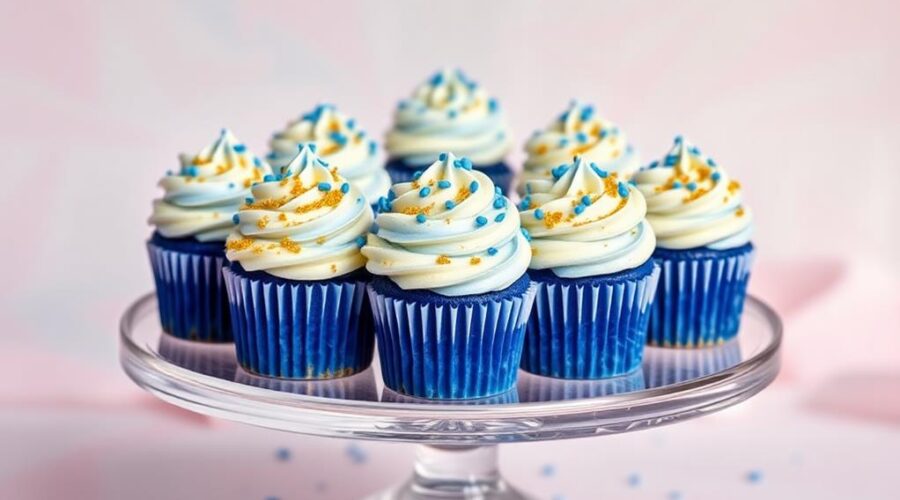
[362,153,534,399]
[267,103,391,204]
[519,100,640,195]
[147,129,272,342]
[519,156,660,379]
[385,69,514,194]
[223,144,376,379]
[633,137,755,347]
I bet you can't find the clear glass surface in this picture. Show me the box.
[120,292,781,445]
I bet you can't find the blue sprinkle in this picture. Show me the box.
[419,186,431,197]
[674,135,684,144]
[233,144,246,153]
[519,196,531,210]
[305,143,317,153]
[263,174,275,182]
[447,109,458,119]
[438,180,451,189]
[668,491,683,500]
[475,215,488,226]
[387,189,396,201]
[707,157,717,167]
[599,129,608,139]
[525,183,532,194]
[416,213,427,223]
[540,464,556,477]
[346,119,355,129]
[318,182,331,191]
[245,197,254,204]
[581,195,592,205]
[330,132,348,146]
[686,182,698,191]
[626,473,641,488]
[574,204,585,215]
[648,160,659,169]
[438,152,448,161]
[228,182,235,189]
[580,106,594,121]
[377,197,392,213]
[590,162,608,178]
[629,179,637,186]
[746,469,763,484]
[398,100,408,110]
[487,247,498,256]
[558,138,569,147]
[494,213,506,223]
[493,197,506,209]
[316,158,329,167]
[355,235,366,247]
[617,182,629,197]
[494,185,502,195]
[689,146,700,155]
[184,166,199,177]
[413,171,423,180]
[469,180,479,193]
[341,182,350,194]
[253,157,262,167]
[576,132,588,143]
[444,200,456,209]
[521,227,532,241]
[429,72,444,86]
[232,214,240,224]
[664,154,678,166]
[534,208,545,220]
[552,164,569,180]
[275,447,291,462]
[488,98,498,113]
[345,443,368,465]
[672,181,683,189]
[460,157,473,170]
[711,172,722,182]
[368,140,377,156]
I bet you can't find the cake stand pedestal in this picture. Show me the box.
[120,293,781,500]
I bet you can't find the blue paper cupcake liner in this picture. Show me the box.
[642,340,742,387]
[222,265,375,380]
[380,386,519,405]
[157,333,238,379]
[147,234,231,342]
[385,158,514,195]
[521,260,661,379]
[235,367,379,401]
[648,243,754,347]
[517,369,646,402]
[367,275,536,400]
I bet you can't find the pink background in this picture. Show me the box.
[2,1,899,499]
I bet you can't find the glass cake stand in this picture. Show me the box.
[120,293,781,500]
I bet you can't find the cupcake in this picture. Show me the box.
[147,129,272,342]
[222,144,376,379]
[520,100,640,195]
[519,156,660,379]
[385,69,514,194]
[362,153,534,399]
[267,103,391,203]
[633,137,754,347]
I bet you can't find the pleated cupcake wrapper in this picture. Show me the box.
[517,370,646,402]
[147,241,231,342]
[521,265,660,380]
[157,334,239,379]
[368,284,537,400]
[380,386,519,405]
[642,340,742,387]
[648,248,755,348]
[234,368,379,401]
[222,267,375,380]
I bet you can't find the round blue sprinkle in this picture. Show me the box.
[444,200,456,209]
[494,185,502,195]
[368,140,377,155]
[674,135,683,144]
[475,215,488,226]
[387,189,396,201]
[558,138,569,147]
[708,157,717,167]
[318,182,331,191]
[672,181,683,189]
[487,247,498,256]
[438,152,448,161]
[232,214,240,224]
[487,98,498,113]
[686,182,698,191]
[711,172,722,182]
[346,119,355,129]
[447,109,458,119]
[413,171,423,180]
[521,227,532,241]
[185,166,199,177]
[416,213,427,223]
[245,197,254,204]
[599,129,608,139]
[495,213,506,223]
[437,180,451,189]
[617,182,629,197]
[355,235,366,247]
[306,143,318,153]
[534,208,545,220]
[574,204,585,215]
[581,195,592,205]
[341,182,350,194]
[419,186,431,197]
[576,132,588,143]
[263,174,275,182]
[228,182,235,189]
[233,144,246,153]
[746,469,763,484]
[493,197,505,209]
[469,181,479,193]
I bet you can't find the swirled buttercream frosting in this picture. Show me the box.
[521,101,639,193]
[268,104,391,202]
[520,156,655,278]
[385,69,512,166]
[149,129,272,242]
[362,152,530,296]
[632,137,752,250]
[225,144,374,280]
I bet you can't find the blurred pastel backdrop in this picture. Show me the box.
[2,0,898,499]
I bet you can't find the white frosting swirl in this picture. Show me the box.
[521,156,655,278]
[362,153,530,296]
[633,137,752,250]
[225,144,374,280]
[149,129,272,241]
[520,101,639,194]
[268,104,391,202]
[385,69,512,166]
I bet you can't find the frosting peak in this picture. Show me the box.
[225,144,373,280]
[385,69,512,166]
[521,100,639,194]
[149,129,272,242]
[521,156,655,278]
[632,137,752,250]
[362,152,529,296]
[268,104,390,202]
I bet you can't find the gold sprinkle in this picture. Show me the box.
[279,238,301,253]
[316,236,326,245]
[535,144,548,155]
[470,256,481,265]
[436,255,451,265]
[257,215,270,229]
[294,190,344,214]
[278,213,287,221]
[252,245,264,255]
[728,180,741,194]
[330,263,337,273]
[735,207,745,217]
[226,238,255,251]
[543,211,564,229]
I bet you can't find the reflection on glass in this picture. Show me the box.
[235,367,379,402]
[642,340,742,388]
[380,387,520,405]
[517,369,646,402]
[157,333,238,379]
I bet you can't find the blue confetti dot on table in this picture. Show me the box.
[275,447,291,462]
[438,180,451,189]
[438,152,448,161]
[444,200,456,209]
[318,182,331,191]
[627,473,641,487]
[534,208,545,220]
[475,215,488,226]
[494,213,506,223]
[341,183,350,194]
[469,180,479,193]
[416,213,427,223]
[345,443,368,464]
[419,186,431,197]
[540,464,556,477]
[232,214,240,224]
[487,247,498,256]
[668,491,683,500]
[746,469,763,484]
